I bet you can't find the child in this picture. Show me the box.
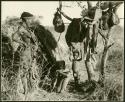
[56,68,71,93]
[71,50,82,86]
[51,60,71,93]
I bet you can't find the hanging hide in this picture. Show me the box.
[53,11,65,33]
[101,7,120,30]
[100,1,122,30]
[65,18,87,47]
[108,12,120,28]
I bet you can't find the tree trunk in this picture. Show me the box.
[85,49,96,81]
[99,43,108,83]
[98,29,114,84]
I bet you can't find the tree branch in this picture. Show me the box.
[98,28,107,40]
[107,42,114,49]
[76,1,84,9]
[57,8,73,21]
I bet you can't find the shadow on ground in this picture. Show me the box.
[67,80,99,100]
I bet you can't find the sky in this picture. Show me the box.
[1,1,124,26]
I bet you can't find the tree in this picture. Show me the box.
[58,1,123,83]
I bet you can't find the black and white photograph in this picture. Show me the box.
[1,1,124,101]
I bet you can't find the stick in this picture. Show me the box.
[57,8,73,21]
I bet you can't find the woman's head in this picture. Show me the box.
[20,12,40,27]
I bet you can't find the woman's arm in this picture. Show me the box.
[12,28,25,45]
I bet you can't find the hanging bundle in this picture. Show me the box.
[108,11,120,27]
[101,2,120,29]
[53,1,65,33]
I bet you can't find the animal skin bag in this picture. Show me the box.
[110,12,120,25]
[53,11,65,33]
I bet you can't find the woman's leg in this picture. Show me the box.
[21,73,28,95]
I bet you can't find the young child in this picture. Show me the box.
[71,50,82,87]
[56,68,71,93]
[51,60,71,93]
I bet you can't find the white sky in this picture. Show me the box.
[1,1,124,26]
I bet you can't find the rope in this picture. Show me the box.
[59,1,62,10]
